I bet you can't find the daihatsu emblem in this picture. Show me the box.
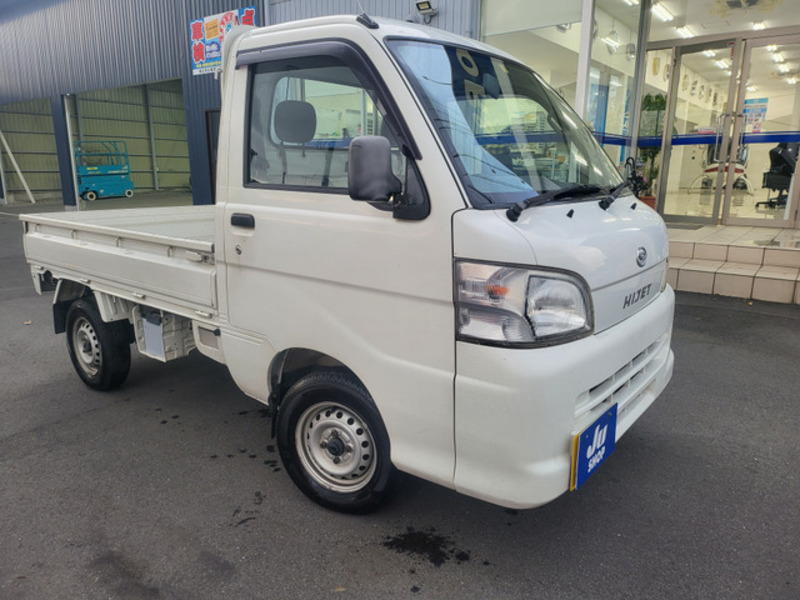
[636,247,647,268]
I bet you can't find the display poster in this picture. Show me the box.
[190,6,256,75]
[743,97,768,133]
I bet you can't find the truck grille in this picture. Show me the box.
[574,333,670,426]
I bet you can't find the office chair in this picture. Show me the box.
[757,142,798,209]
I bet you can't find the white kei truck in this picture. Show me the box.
[21,15,674,514]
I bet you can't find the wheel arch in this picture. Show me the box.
[267,348,368,434]
[53,282,134,343]
[52,279,89,334]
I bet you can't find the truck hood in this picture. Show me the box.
[452,196,670,332]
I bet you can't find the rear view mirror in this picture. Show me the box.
[348,136,402,203]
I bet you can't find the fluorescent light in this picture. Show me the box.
[703,50,716,58]
[676,26,694,38]
[752,22,766,30]
[601,29,621,51]
[652,2,674,22]
[773,53,785,63]
[788,77,799,85]
[766,45,778,52]
[746,85,757,92]
[623,0,639,5]
[715,59,729,69]
[778,64,790,73]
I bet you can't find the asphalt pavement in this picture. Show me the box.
[1,204,798,599]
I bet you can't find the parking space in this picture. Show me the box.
[1,210,798,599]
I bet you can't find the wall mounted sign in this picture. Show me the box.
[190,6,257,75]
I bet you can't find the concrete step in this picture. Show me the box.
[667,235,800,304]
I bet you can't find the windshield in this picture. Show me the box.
[387,40,622,208]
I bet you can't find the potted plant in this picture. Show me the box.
[637,93,667,209]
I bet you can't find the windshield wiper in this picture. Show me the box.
[506,184,602,222]
[598,180,630,210]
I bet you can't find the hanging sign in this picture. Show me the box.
[190,6,257,75]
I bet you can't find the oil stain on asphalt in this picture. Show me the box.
[382,526,471,568]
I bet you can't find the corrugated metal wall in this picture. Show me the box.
[147,81,193,189]
[69,80,191,193]
[0,99,60,201]
[0,0,478,206]
[268,0,479,37]
[0,0,258,206]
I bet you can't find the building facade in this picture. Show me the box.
[1,0,799,231]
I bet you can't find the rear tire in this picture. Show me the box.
[124,189,134,198]
[85,191,97,201]
[66,298,131,391]
[276,370,399,514]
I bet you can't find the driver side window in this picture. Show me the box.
[247,54,406,190]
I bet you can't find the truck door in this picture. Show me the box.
[220,38,459,484]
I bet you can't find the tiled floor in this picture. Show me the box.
[667,224,800,304]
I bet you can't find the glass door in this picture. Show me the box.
[657,40,742,223]
[723,35,800,227]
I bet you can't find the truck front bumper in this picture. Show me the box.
[453,286,675,509]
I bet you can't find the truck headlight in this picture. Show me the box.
[456,261,593,347]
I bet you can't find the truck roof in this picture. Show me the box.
[234,14,513,61]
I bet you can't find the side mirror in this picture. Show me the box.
[348,136,402,203]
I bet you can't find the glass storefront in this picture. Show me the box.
[657,42,735,219]
[481,0,800,228]
[481,1,584,105]
[482,0,644,172]
[590,0,642,168]
[726,38,800,224]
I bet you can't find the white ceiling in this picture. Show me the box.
[485,0,800,110]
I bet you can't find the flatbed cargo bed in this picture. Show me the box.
[21,206,218,318]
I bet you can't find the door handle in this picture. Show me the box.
[231,213,255,228]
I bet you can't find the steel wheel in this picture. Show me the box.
[295,402,377,493]
[65,298,131,391]
[71,316,102,378]
[277,369,399,513]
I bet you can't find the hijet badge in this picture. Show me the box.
[571,404,618,491]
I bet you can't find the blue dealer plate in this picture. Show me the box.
[571,404,617,491]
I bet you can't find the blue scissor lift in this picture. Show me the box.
[74,140,135,201]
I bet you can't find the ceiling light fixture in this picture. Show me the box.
[773,53,785,63]
[676,26,694,39]
[766,45,778,52]
[787,77,799,85]
[715,59,729,69]
[746,85,757,92]
[601,31,621,52]
[778,64,790,73]
[623,0,639,5]
[752,22,766,30]
[651,2,674,22]
[703,50,716,58]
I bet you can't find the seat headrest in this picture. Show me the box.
[274,100,317,144]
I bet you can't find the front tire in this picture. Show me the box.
[66,298,131,391]
[276,370,399,514]
[85,191,97,201]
